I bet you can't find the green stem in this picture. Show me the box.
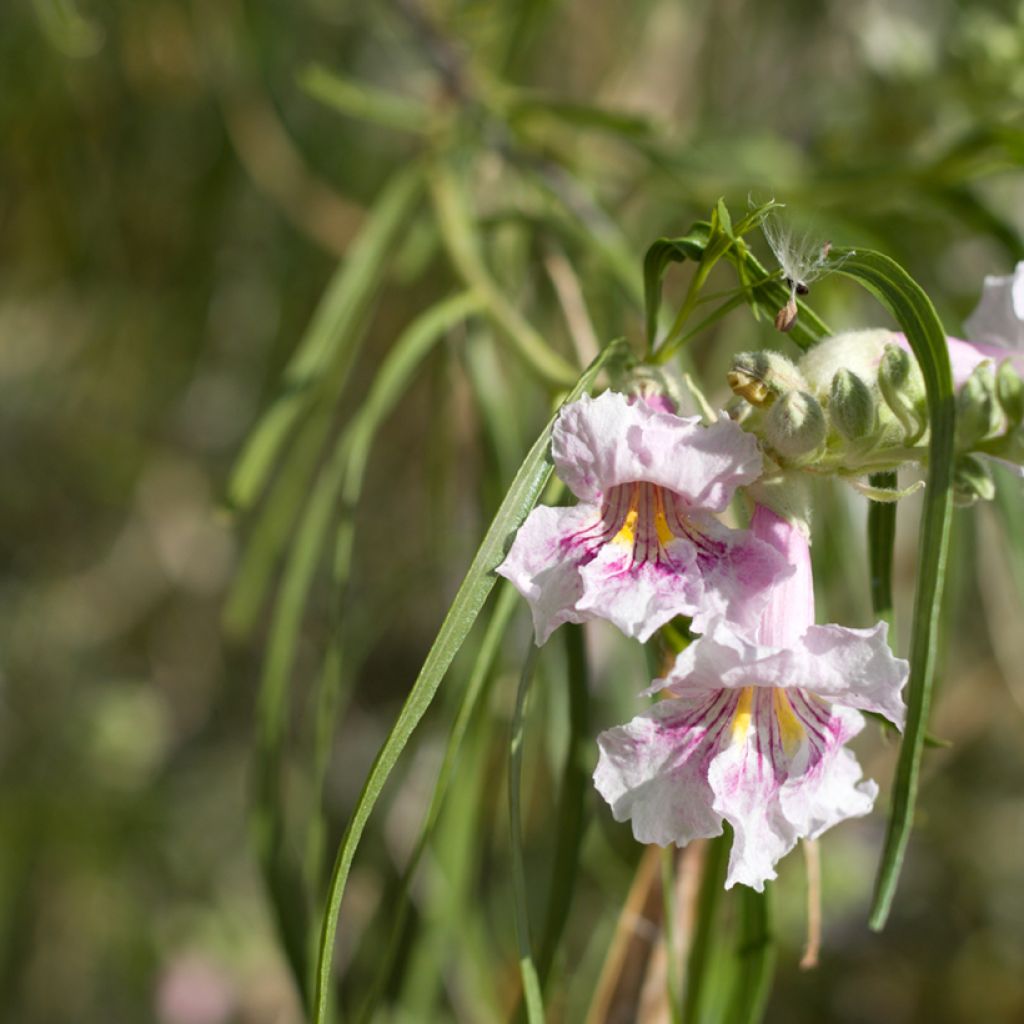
[868,471,898,625]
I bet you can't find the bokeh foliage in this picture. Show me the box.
[3,0,1024,1022]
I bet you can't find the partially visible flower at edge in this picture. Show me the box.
[594,504,908,891]
[963,260,1024,351]
[496,391,792,645]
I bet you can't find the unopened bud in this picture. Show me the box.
[764,390,827,460]
[774,298,798,333]
[956,362,999,448]
[830,368,876,441]
[626,365,681,414]
[727,350,807,407]
[996,359,1024,426]
[878,344,926,442]
[953,453,996,507]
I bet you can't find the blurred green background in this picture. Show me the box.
[3,0,1024,1021]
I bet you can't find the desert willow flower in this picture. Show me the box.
[594,505,908,891]
[496,390,790,644]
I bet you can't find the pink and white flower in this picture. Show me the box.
[496,391,790,645]
[964,261,1024,353]
[594,505,908,891]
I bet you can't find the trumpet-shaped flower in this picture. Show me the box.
[594,505,908,891]
[497,391,789,644]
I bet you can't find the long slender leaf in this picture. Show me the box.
[311,339,627,1023]
[229,165,423,509]
[643,225,831,355]
[251,291,483,1009]
[257,291,485,784]
[509,645,545,1024]
[726,888,775,1024]
[355,582,520,1024]
[429,162,579,388]
[661,849,683,1024]
[224,403,334,638]
[682,835,728,1024]
[867,470,898,624]
[300,63,432,134]
[831,248,956,930]
[536,623,589,987]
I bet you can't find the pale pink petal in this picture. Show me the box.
[495,503,597,645]
[596,686,879,892]
[655,620,907,728]
[781,622,908,727]
[551,391,763,510]
[964,262,1024,350]
[748,504,813,645]
[710,692,876,890]
[594,690,735,846]
[892,332,1024,389]
[576,535,704,642]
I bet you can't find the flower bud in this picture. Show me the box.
[829,368,876,441]
[764,390,827,461]
[956,361,999,448]
[774,298,798,333]
[727,350,807,407]
[996,359,1024,426]
[953,453,996,507]
[878,344,926,442]
[625,365,682,414]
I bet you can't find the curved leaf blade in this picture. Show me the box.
[311,338,628,1023]
[831,247,956,930]
[229,165,423,509]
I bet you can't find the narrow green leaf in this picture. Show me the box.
[726,888,776,1024]
[830,248,956,931]
[256,291,484,782]
[300,63,432,134]
[536,624,589,987]
[355,582,519,1024]
[867,470,898,624]
[224,403,334,639]
[715,197,734,239]
[508,92,657,138]
[311,339,627,1023]
[683,836,729,1024]
[643,227,709,349]
[429,162,579,388]
[661,849,683,1024]
[509,645,545,1024]
[251,292,483,1008]
[643,224,830,355]
[229,165,423,509]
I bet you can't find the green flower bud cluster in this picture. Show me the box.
[728,329,1024,504]
[727,333,929,472]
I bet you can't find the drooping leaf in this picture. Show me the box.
[830,248,956,931]
[229,165,423,509]
[310,338,628,1023]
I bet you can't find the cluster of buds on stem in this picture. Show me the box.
[727,329,1024,504]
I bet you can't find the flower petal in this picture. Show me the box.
[655,620,908,728]
[709,690,875,890]
[964,261,1024,350]
[685,513,795,635]
[552,391,763,510]
[575,535,704,642]
[594,691,735,847]
[495,503,598,645]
